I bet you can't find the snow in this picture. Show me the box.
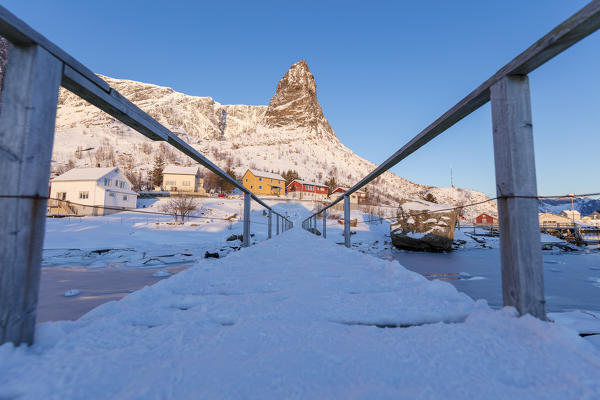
[2,225,600,398]
[162,165,199,175]
[51,74,498,220]
[248,168,285,181]
[42,198,277,269]
[62,289,80,297]
[52,167,116,181]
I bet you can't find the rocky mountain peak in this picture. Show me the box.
[263,60,335,137]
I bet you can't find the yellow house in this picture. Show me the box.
[242,169,285,196]
[162,165,206,194]
[539,212,571,226]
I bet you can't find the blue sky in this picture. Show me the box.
[4,0,599,197]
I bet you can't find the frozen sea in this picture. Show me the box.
[384,247,600,313]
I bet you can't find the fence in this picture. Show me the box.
[0,6,292,346]
[302,1,600,321]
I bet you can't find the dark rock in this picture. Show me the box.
[390,199,458,252]
[308,228,321,236]
[204,251,219,259]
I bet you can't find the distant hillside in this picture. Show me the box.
[0,39,498,219]
[538,197,600,216]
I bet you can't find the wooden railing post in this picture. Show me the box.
[0,44,62,346]
[344,195,351,248]
[323,209,327,239]
[243,192,251,247]
[267,209,272,239]
[276,214,280,235]
[490,74,546,320]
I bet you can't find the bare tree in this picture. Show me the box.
[54,159,76,176]
[160,195,198,223]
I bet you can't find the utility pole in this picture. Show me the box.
[569,193,575,224]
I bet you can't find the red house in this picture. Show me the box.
[286,179,329,200]
[331,187,366,203]
[475,213,496,224]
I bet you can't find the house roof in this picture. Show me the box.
[247,169,284,181]
[53,167,116,182]
[476,213,495,218]
[287,179,328,188]
[332,187,365,194]
[163,165,199,175]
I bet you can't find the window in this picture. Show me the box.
[259,186,262,190]
[166,181,176,185]
[57,192,66,200]
[79,191,89,199]
[183,181,191,186]
[123,195,128,201]
[245,179,248,182]
[103,178,111,186]
[120,181,125,189]
[108,192,115,197]
[259,177,262,181]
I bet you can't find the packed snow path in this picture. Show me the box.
[1,229,600,399]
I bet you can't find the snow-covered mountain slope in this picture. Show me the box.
[50,58,495,219]
[538,197,600,217]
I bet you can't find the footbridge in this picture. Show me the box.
[0,4,600,395]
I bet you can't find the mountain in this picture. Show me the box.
[538,197,600,217]
[0,38,496,219]
[263,60,334,137]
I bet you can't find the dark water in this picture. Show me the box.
[383,248,600,313]
[37,266,188,323]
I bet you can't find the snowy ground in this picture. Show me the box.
[43,197,297,269]
[3,227,600,399]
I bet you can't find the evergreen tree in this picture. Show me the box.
[324,176,337,194]
[281,169,300,186]
[151,154,165,188]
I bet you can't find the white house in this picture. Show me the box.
[162,165,206,194]
[560,209,581,221]
[49,167,138,216]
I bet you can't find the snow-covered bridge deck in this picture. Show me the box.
[1,228,599,399]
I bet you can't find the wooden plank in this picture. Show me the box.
[268,210,272,239]
[344,196,351,248]
[243,192,250,247]
[0,5,110,92]
[334,0,600,200]
[490,75,546,320]
[323,209,327,239]
[0,44,62,345]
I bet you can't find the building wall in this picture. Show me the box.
[103,189,137,215]
[476,214,495,224]
[539,213,572,225]
[50,180,99,207]
[49,170,138,216]
[330,189,360,203]
[163,173,204,193]
[286,181,328,200]
[242,171,284,196]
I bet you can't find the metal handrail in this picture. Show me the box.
[0,5,293,239]
[303,0,600,227]
[300,1,600,321]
